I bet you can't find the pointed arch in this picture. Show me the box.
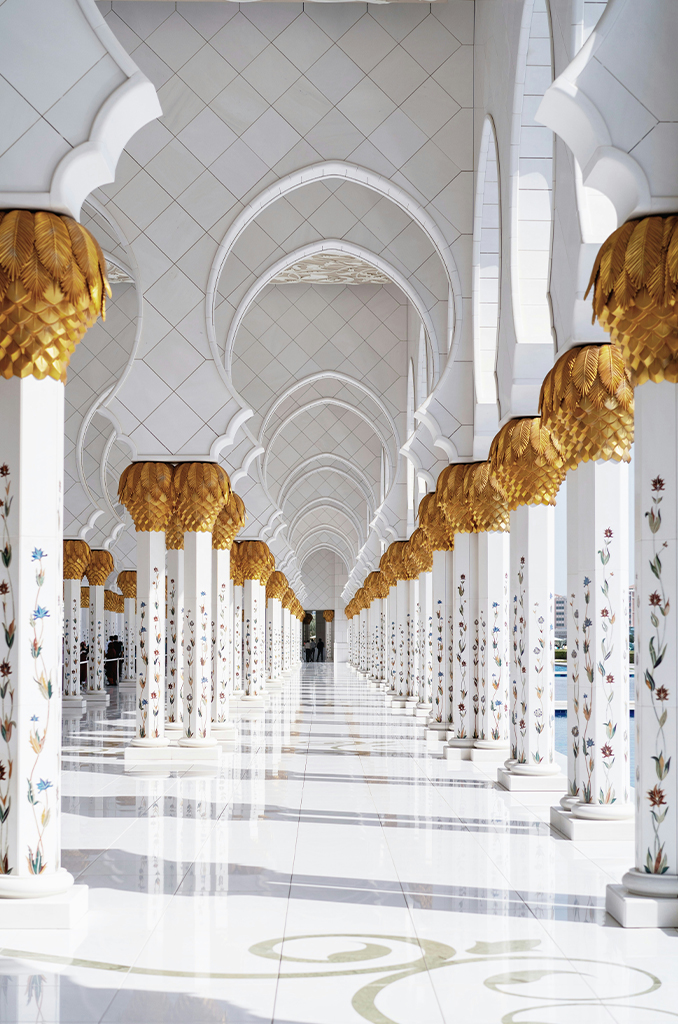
[510,0,555,348]
[473,116,502,408]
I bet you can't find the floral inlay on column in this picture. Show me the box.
[0,464,15,875]
[645,476,670,874]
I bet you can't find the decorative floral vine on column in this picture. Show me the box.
[644,475,670,875]
[490,600,502,742]
[138,597,148,737]
[569,593,580,797]
[168,578,177,722]
[473,612,481,739]
[398,620,405,695]
[511,594,518,759]
[245,616,252,695]
[597,528,617,804]
[0,465,15,874]
[217,583,226,720]
[581,576,594,801]
[435,600,444,722]
[150,568,161,738]
[27,547,53,875]
[516,557,526,762]
[198,591,208,733]
[532,604,546,763]
[455,574,467,736]
[185,616,195,736]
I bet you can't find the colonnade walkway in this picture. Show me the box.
[1,665,676,1023]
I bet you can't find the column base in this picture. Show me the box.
[550,805,635,840]
[606,882,678,928]
[444,744,473,761]
[470,743,509,762]
[62,697,86,715]
[165,721,183,732]
[497,767,567,792]
[131,737,171,748]
[125,741,221,763]
[240,694,266,707]
[0,882,87,928]
[415,703,432,720]
[85,690,110,706]
[118,678,136,690]
[266,678,284,690]
[0,867,74,900]
[211,721,238,741]
[572,801,634,822]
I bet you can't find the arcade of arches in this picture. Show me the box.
[0,1,677,1021]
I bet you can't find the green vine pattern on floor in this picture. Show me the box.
[3,934,674,1024]
[644,475,670,875]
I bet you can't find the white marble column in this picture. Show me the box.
[63,539,90,704]
[0,377,71,895]
[417,568,433,715]
[117,571,136,684]
[615,383,678,909]
[394,578,409,703]
[357,606,366,674]
[181,531,215,743]
[212,546,232,728]
[406,576,419,708]
[63,577,81,699]
[242,577,264,701]
[232,584,243,700]
[505,504,559,775]
[267,596,283,685]
[447,533,478,749]
[282,604,292,674]
[564,460,632,820]
[430,548,454,732]
[85,550,113,700]
[134,531,168,747]
[165,548,184,730]
[476,531,510,750]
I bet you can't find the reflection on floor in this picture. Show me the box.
[0,665,676,1024]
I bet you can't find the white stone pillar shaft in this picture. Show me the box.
[431,550,454,726]
[283,606,291,673]
[123,597,134,680]
[134,531,166,744]
[268,598,282,680]
[567,460,632,816]
[181,532,213,744]
[243,579,263,697]
[212,548,231,724]
[63,578,80,698]
[166,549,184,727]
[509,504,557,772]
[450,533,478,740]
[233,584,243,692]
[87,586,105,694]
[418,570,433,707]
[630,384,678,886]
[0,377,68,891]
[476,532,510,746]
[408,577,419,699]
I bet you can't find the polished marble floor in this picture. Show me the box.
[0,665,676,1023]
